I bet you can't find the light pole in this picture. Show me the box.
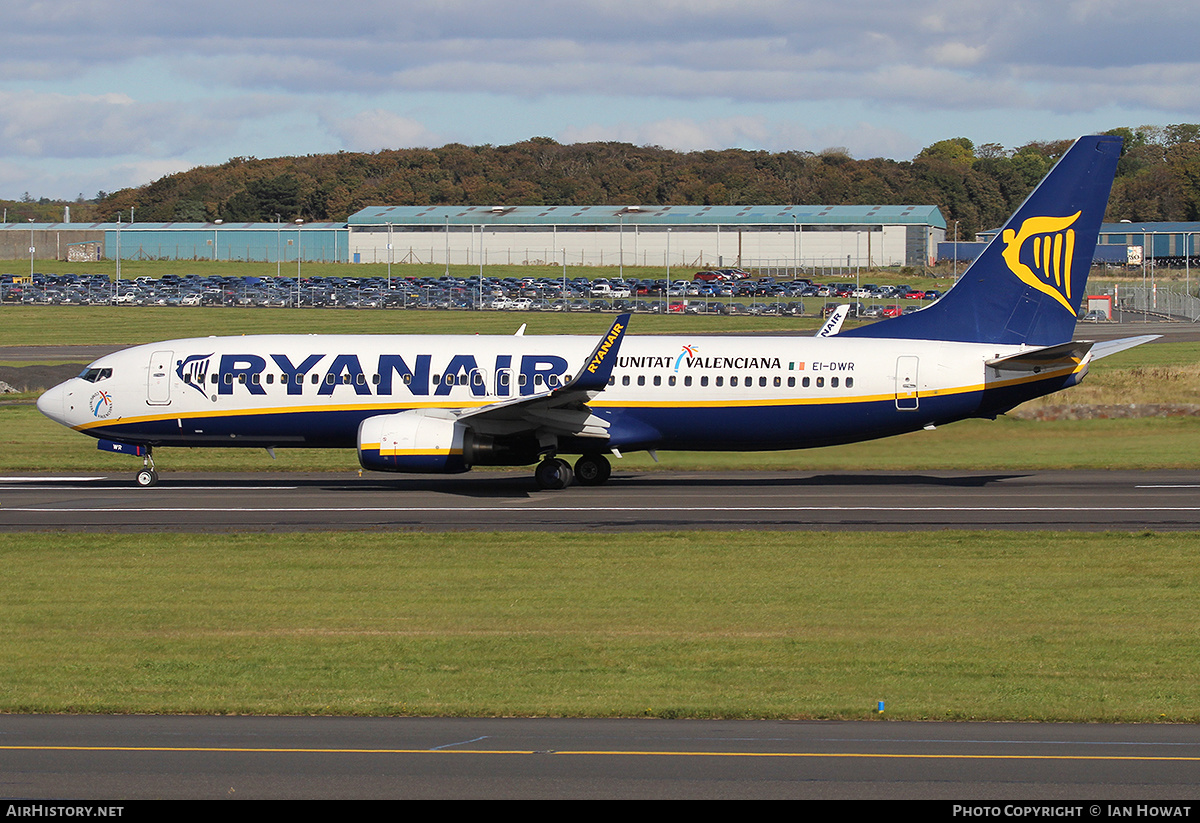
[115,212,121,297]
[275,214,281,280]
[619,212,624,280]
[213,219,222,261]
[953,219,959,282]
[665,228,671,313]
[28,218,34,280]
[295,218,304,308]
[386,221,393,292]
[1180,232,1190,303]
[792,214,797,279]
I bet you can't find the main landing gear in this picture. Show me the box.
[135,449,158,487]
[534,453,612,490]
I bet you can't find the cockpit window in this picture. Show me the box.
[78,367,113,383]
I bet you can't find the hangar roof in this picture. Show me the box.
[349,204,946,229]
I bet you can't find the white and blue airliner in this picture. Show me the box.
[38,135,1154,489]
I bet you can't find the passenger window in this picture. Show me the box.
[759,376,767,387]
[787,377,795,388]
[802,377,810,387]
[816,377,824,387]
[774,377,781,387]
[637,375,645,386]
[653,376,661,387]
[622,375,630,386]
[731,376,738,387]
[831,377,839,388]
[846,377,854,388]
[716,376,723,387]
[700,376,708,387]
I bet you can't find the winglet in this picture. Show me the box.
[816,304,848,337]
[564,313,630,392]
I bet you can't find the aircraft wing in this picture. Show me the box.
[816,304,848,337]
[455,313,630,439]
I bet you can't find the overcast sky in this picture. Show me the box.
[2,0,1197,201]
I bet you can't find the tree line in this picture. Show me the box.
[8,126,1200,241]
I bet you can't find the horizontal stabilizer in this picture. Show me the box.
[985,341,1094,372]
[1087,334,1161,361]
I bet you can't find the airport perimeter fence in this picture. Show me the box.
[1110,285,1200,321]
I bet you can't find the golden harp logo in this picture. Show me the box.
[1001,212,1081,313]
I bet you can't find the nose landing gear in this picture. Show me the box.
[135,449,158,487]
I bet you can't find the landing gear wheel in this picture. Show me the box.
[136,469,159,487]
[574,454,611,486]
[534,457,574,490]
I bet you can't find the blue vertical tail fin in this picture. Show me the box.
[843,135,1122,346]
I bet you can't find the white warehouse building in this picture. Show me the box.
[347,204,946,271]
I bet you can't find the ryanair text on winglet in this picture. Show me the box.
[587,322,625,374]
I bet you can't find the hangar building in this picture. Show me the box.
[346,204,946,270]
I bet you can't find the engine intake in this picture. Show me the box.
[357,410,470,473]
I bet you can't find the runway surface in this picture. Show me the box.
[4,469,1200,532]
[3,715,1199,800]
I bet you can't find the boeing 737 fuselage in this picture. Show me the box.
[37,135,1154,488]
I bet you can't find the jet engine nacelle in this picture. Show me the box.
[357,410,471,473]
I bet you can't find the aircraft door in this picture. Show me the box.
[147,350,173,405]
[895,355,919,410]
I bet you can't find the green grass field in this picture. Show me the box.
[3,530,1198,720]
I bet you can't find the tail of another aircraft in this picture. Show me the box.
[843,135,1122,346]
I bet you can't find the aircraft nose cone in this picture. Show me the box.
[37,383,66,424]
